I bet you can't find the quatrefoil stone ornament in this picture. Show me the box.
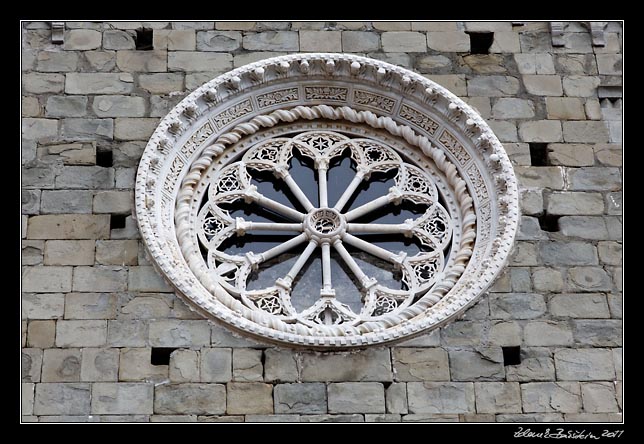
[135,53,520,349]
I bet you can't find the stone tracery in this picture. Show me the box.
[135,53,520,348]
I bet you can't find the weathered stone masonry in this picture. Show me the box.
[22,21,622,422]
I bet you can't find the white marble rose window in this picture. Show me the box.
[136,54,519,348]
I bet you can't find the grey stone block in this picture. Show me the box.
[264,348,299,382]
[168,51,233,72]
[103,30,135,50]
[581,382,619,413]
[61,118,113,141]
[392,348,449,381]
[562,75,600,97]
[518,120,562,142]
[23,73,65,94]
[274,383,327,414]
[407,382,475,414]
[72,267,127,292]
[22,348,43,382]
[449,347,505,381]
[44,240,94,265]
[22,383,34,415]
[27,319,55,347]
[547,192,604,215]
[64,30,102,50]
[300,348,392,382]
[563,121,610,143]
[153,30,196,50]
[154,384,226,415]
[523,75,563,96]
[549,293,610,318]
[138,73,185,94]
[22,118,58,141]
[129,266,172,292]
[55,166,115,189]
[22,293,65,319]
[46,96,88,117]
[491,98,535,119]
[328,382,385,414]
[506,348,556,382]
[42,348,81,382]
[149,320,211,347]
[521,382,581,413]
[38,142,96,165]
[566,267,613,292]
[66,73,134,94]
[195,31,241,51]
[84,50,117,72]
[118,348,167,381]
[92,95,146,117]
[91,383,153,414]
[114,118,159,141]
[488,321,522,346]
[572,320,622,347]
[467,76,520,96]
[242,31,299,51]
[41,191,93,214]
[386,382,408,414]
[440,321,484,346]
[169,349,199,382]
[232,348,263,382]
[474,382,521,413]
[22,266,72,292]
[524,321,573,346]
[93,190,132,214]
[342,31,380,52]
[27,214,110,240]
[539,242,598,266]
[56,320,107,347]
[81,348,119,381]
[426,31,469,52]
[515,166,565,189]
[115,50,167,72]
[489,293,546,319]
[200,348,232,382]
[34,383,91,415]
[96,240,139,266]
[300,31,342,52]
[22,240,44,266]
[554,348,615,381]
[300,414,364,422]
[227,382,273,414]
[107,320,148,347]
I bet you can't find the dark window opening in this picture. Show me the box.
[135,28,154,50]
[502,346,521,366]
[538,213,560,232]
[467,32,494,54]
[110,214,127,230]
[529,143,549,166]
[151,347,177,366]
[96,148,113,168]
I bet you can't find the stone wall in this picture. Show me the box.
[21,21,622,422]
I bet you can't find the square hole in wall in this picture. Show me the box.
[502,346,521,366]
[135,28,154,50]
[467,32,494,54]
[96,148,113,167]
[529,143,549,166]
[538,213,560,232]
[151,347,177,366]
[110,214,127,230]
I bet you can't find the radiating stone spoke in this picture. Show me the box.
[333,172,364,211]
[333,241,377,291]
[317,166,330,208]
[346,222,412,236]
[342,233,406,265]
[276,240,318,290]
[280,172,315,212]
[234,218,304,235]
[343,194,393,222]
[251,192,306,222]
[321,243,333,296]
[249,233,308,265]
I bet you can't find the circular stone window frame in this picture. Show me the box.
[135,53,520,349]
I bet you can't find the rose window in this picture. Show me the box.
[136,53,519,348]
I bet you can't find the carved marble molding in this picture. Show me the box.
[135,53,520,349]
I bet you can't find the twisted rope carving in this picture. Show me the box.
[173,104,476,338]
